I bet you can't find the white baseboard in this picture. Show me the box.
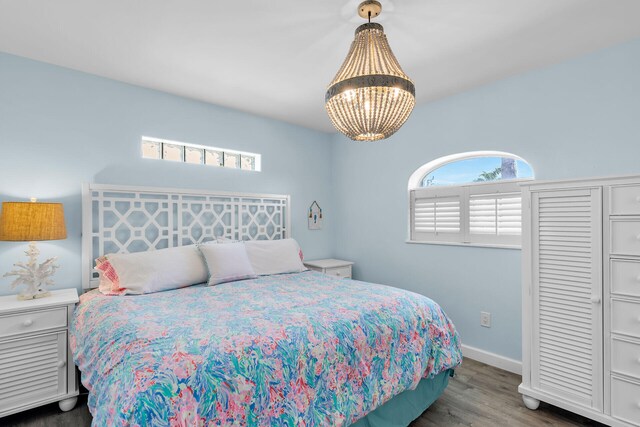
[461,344,522,375]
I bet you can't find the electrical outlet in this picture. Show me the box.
[480,311,491,328]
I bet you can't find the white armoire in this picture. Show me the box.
[520,175,640,427]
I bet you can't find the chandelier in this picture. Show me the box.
[325,0,415,142]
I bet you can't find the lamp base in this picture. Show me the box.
[17,291,52,301]
[4,241,59,301]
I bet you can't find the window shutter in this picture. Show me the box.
[469,192,522,244]
[409,180,526,247]
[411,190,462,241]
[464,182,522,245]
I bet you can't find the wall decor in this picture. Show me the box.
[308,201,323,230]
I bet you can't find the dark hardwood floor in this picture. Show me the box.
[3,358,602,426]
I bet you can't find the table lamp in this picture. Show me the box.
[0,199,67,300]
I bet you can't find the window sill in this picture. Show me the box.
[405,240,521,250]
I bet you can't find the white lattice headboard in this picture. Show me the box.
[81,183,291,289]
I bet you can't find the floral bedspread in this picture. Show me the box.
[71,271,462,426]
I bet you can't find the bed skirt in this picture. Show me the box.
[349,369,453,427]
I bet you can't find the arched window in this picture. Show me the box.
[408,151,534,247]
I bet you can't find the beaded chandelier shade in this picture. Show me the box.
[325,1,415,142]
[0,202,67,241]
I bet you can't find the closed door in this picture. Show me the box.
[531,187,603,411]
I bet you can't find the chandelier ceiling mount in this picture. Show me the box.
[358,1,381,21]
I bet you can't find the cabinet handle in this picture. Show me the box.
[22,318,33,327]
[58,360,66,368]
[590,296,601,304]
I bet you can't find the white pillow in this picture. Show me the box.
[198,242,257,285]
[198,237,240,245]
[244,238,307,276]
[104,245,208,294]
[215,236,241,243]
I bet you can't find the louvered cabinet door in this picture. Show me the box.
[531,188,603,411]
[0,332,67,413]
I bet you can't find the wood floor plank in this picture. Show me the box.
[2,358,605,426]
[411,358,605,427]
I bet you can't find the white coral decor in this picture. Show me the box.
[3,242,59,300]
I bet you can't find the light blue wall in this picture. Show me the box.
[331,38,640,361]
[0,52,334,296]
[2,36,639,361]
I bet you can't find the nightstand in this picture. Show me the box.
[304,259,354,279]
[0,288,79,418]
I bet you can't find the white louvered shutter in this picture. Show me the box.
[531,188,602,411]
[410,181,527,246]
[469,192,522,245]
[410,189,462,242]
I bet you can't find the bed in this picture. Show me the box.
[72,184,462,426]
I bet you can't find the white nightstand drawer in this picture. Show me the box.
[0,307,67,339]
[304,259,354,279]
[0,332,67,413]
[611,259,640,297]
[612,300,640,339]
[611,220,640,256]
[326,266,352,279]
[611,185,640,216]
[611,376,640,426]
[611,338,640,380]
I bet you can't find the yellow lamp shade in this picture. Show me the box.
[0,202,67,241]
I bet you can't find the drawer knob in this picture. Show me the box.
[22,319,33,327]
[590,296,601,304]
[58,360,66,368]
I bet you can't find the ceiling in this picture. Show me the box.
[1,0,640,133]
